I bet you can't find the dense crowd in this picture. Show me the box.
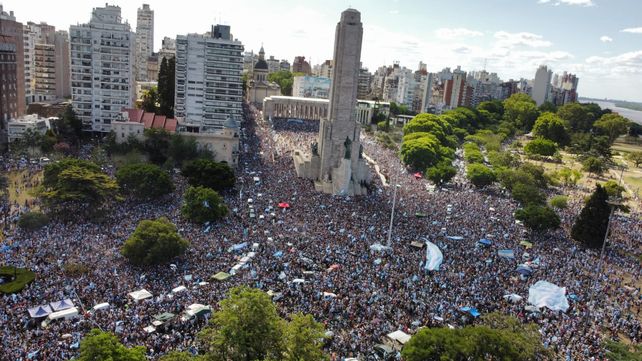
[0,105,640,360]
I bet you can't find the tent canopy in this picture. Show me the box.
[50,299,74,312]
[129,289,153,301]
[154,312,175,322]
[28,305,53,318]
[387,330,412,344]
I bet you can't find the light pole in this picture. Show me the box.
[386,172,400,248]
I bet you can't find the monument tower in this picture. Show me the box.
[293,8,371,196]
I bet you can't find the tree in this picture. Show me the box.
[571,185,611,248]
[511,182,545,205]
[181,186,228,224]
[629,122,642,137]
[557,103,592,132]
[268,70,302,96]
[17,212,49,231]
[549,195,568,209]
[143,128,172,165]
[116,163,174,199]
[532,112,570,146]
[555,167,582,186]
[121,217,189,266]
[54,104,83,145]
[503,93,540,131]
[198,286,285,361]
[181,159,236,192]
[40,158,120,214]
[283,313,327,361]
[487,150,520,168]
[158,56,176,117]
[515,205,560,232]
[538,101,557,113]
[141,86,159,113]
[426,161,457,186]
[628,151,642,167]
[602,180,625,199]
[604,340,642,361]
[582,156,607,176]
[466,164,496,188]
[400,135,441,170]
[77,329,146,361]
[169,134,209,167]
[524,138,558,157]
[594,113,630,143]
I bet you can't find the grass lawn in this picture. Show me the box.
[7,170,41,208]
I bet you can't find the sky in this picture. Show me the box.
[2,0,641,102]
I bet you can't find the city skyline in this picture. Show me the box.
[1,0,641,102]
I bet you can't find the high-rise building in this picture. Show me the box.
[175,24,244,130]
[292,56,311,74]
[0,38,18,150]
[0,5,25,116]
[532,65,552,106]
[443,66,468,108]
[357,67,371,99]
[420,72,435,113]
[70,4,135,132]
[158,36,175,62]
[23,22,58,103]
[54,31,71,98]
[135,4,154,81]
[293,8,371,196]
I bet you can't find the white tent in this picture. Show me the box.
[128,289,153,301]
[50,299,74,311]
[171,286,187,294]
[292,278,305,284]
[387,330,411,345]
[28,305,53,318]
[424,241,443,271]
[528,281,569,312]
[143,325,156,333]
[92,302,110,311]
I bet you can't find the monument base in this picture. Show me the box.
[293,150,369,196]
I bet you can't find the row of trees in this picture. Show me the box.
[141,57,176,117]
[77,287,327,361]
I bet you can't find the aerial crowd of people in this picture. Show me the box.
[0,104,640,360]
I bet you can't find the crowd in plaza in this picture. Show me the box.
[0,104,641,360]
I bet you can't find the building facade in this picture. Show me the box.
[175,25,244,130]
[135,4,154,81]
[291,56,311,74]
[532,65,552,106]
[70,4,135,133]
[0,5,25,116]
[246,46,280,109]
[0,40,18,150]
[292,75,331,99]
[54,31,71,98]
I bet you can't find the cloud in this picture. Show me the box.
[434,27,483,40]
[494,31,552,48]
[579,50,642,76]
[538,0,594,6]
[600,36,613,42]
[389,10,399,15]
[622,27,642,34]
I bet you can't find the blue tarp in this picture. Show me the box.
[459,306,481,317]
[498,249,515,259]
[273,251,284,258]
[478,239,492,246]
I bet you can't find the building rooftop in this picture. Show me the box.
[121,108,177,132]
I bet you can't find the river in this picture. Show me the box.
[579,98,642,124]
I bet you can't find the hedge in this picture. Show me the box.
[0,266,36,294]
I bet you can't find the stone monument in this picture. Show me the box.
[293,8,371,196]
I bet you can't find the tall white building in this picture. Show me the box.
[532,65,552,106]
[175,24,244,130]
[135,4,153,81]
[70,4,135,132]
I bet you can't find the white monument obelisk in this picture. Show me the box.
[293,8,371,196]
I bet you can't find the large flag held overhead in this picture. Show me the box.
[424,241,443,271]
[528,280,569,312]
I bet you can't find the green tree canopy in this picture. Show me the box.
[40,158,120,213]
[403,113,451,139]
[426,161,457,186]
[466,164,496,188]
[627,151,642,167]
[198,286,285,361]
[571,184,611,248]
[158,56,176,117]
[511,182,545,206]
[400,134,442,170]
[594,113,631,143]
[549,195,568,209]
[121,217,190,266]
[143,128,172,165]
[524,138,558,157]
[532,112,570,146]
[141,86,159,113]
[17,211,49,231]
[283,313,327,361]
[503,93,540,131]
[159,352,205,361]
[515,205,561,232]
[181,159,235,192]
[77,329,146,361]
[557,103,592,132]
[116,163,175,199]
[182,186,228,224]
[582,156,607,176]
[268,70,303,96]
